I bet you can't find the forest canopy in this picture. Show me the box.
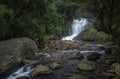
[0,0,120,47]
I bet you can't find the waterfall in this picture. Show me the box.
[62,18,88,40]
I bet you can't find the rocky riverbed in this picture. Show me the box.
[1,38,120,79]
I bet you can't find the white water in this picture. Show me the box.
[62,18,88,40]
[6,65,33,79]
[6,53,51,79]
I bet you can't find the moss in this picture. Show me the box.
[83,27,111,41]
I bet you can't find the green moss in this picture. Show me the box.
[83,27,111,41]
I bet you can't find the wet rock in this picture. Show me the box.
[69,74,88,79]
[75,52,84,60]
[67,52,84,60]
[111,63,120,74]
[87,52,101,61]
[16,76,29,79]
[77,60,96,71]
[42,40,84,53]
[50,63,62,70]
[29,64,52,77]
[104,46,112,54]
[0,37,38,74]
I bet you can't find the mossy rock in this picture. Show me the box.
[77,60,96,71]
[29,64,52,77]
[87,52,101,61]
[75,52,84,60]
[111,63,120,74]
[0,37,38,74]
[67,52,84,60]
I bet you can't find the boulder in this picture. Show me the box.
[87,52,101,61]
[50,63,62,69]
[75,52,84,60]
[67,52,84,60]
[0,37,38,74]
[111,63,120,74]
[104,46,112,54]
[29,64,52,77]
[77,60,96,71]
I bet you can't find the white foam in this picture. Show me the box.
[62,18,88,40]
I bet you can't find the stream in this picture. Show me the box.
[6,18,108,79]
[6,43,106,79]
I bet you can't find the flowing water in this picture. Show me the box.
[62,18,88,40]
[6,18,106,79]
[6,65,33,79]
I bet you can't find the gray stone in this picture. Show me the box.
[87,52,101,61]
[29,64,52,77]
[67,52,84,60]
[0,37,38,74]
[111,63,120,74]
[77,60,96,71]
[75,52,84,60]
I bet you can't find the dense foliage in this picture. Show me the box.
[1,0,120,47]
[83,27,111,41]
[0,0,85,48]
[91,0,120,46]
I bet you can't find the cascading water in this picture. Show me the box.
[62,18,88,40]
[6,53,51,79]
[6,65,33,79]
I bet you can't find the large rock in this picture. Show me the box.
[75,52,84,60]
[75,27,110,41]
[77,60,96,71]
[87,52,101,61]
[29,64,52,77]
[0,37,38,74]
[111,63,120,74]
[67,52,84,60]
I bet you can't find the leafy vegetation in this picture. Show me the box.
[91,0,120,46]
[83,27,111,41]
[0,0,84,48]
[0,0,120,47]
